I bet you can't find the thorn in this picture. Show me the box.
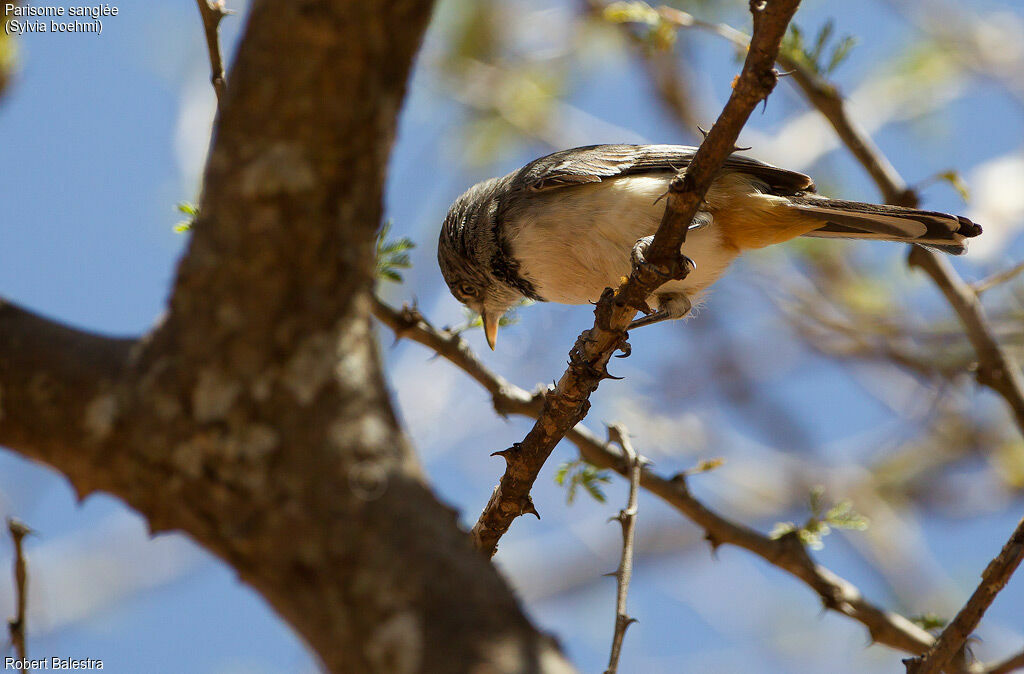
[603,570,618,578]
[521,498,540,519]
[625,617,639,628]
[820,592,841,612]
[777,68,796,78]
[696,125,710,139]
[704,531,722,554]
[732,144,752,153]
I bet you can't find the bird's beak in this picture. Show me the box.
[482,310,500,350]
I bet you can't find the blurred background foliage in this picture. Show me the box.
[1,0,1022,672]
[380,0,1024,671]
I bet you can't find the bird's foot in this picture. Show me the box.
[630,235,695,284]
[627,293,692,330]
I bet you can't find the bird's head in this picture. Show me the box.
[438,178,523,350]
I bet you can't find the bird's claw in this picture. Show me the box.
[631,236,695,283]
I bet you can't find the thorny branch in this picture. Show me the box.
[7,518,29,663]
[375,299,1024,671]
[469,0,803,558]
[194,0,228,109]
[612,8,1024,666]
[756,14,1024,667]
[604,425,641,674]
[642,0,1024,444]
[371,298,937,657]
[2,2,578,671]
[906,517,1024,674]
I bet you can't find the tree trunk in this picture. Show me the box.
[0,1,574,671]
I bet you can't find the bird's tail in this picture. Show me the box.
[790,195,982,254]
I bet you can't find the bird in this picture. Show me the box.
[437,144,982,350]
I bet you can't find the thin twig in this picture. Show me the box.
[7,518,30,663]
[972,261,1024,295]
[905,517,1024,674]
[907,249,1024,436]
[468,0,803,558]
[620,8,1024,671]
[371,298,935,656]
[641,1,1024,440]
[194,0,228,109]
[604,424,642,674]
[980,648,1024,674]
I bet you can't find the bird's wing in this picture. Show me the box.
[513,144,815,195]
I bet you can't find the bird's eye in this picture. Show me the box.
[459,283,479,298]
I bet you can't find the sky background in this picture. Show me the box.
[1,0,1023,672]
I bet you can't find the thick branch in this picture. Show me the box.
[470,0,803,557]
[372,299,935,656]
[0,299,133,493]
[2,2,578,672]
[906,517,1024,674]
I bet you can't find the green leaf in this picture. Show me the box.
[555,459,612,505]
[782,21,856,77]
[174,201,199,233]
[910,613,949,631]
[807,485,826,518]
[680,457,725,477]
[375,221,416,284]
[825,35,857,75]
[602,1,659,26]
[936,170,971,203]
[810,20,833,66]
[824,500,870,531]
[773,487,869,551]
[582,477,608,503]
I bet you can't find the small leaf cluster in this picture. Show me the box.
[603,1,677,51]
[375,221,415,283]
[555,459,613,504]
[770,486,869,550]
[910,613,949,632]
[782,20,856,77]
[173,202,199,233]
[933,170,971,203]
[681,457,725,476]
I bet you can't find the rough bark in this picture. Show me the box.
[0,1,573,672]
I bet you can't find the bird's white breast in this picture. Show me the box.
[506,174,738,306]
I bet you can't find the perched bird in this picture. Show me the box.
[437,144,982,349]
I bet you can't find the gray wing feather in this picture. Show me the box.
[512,144,815,195]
